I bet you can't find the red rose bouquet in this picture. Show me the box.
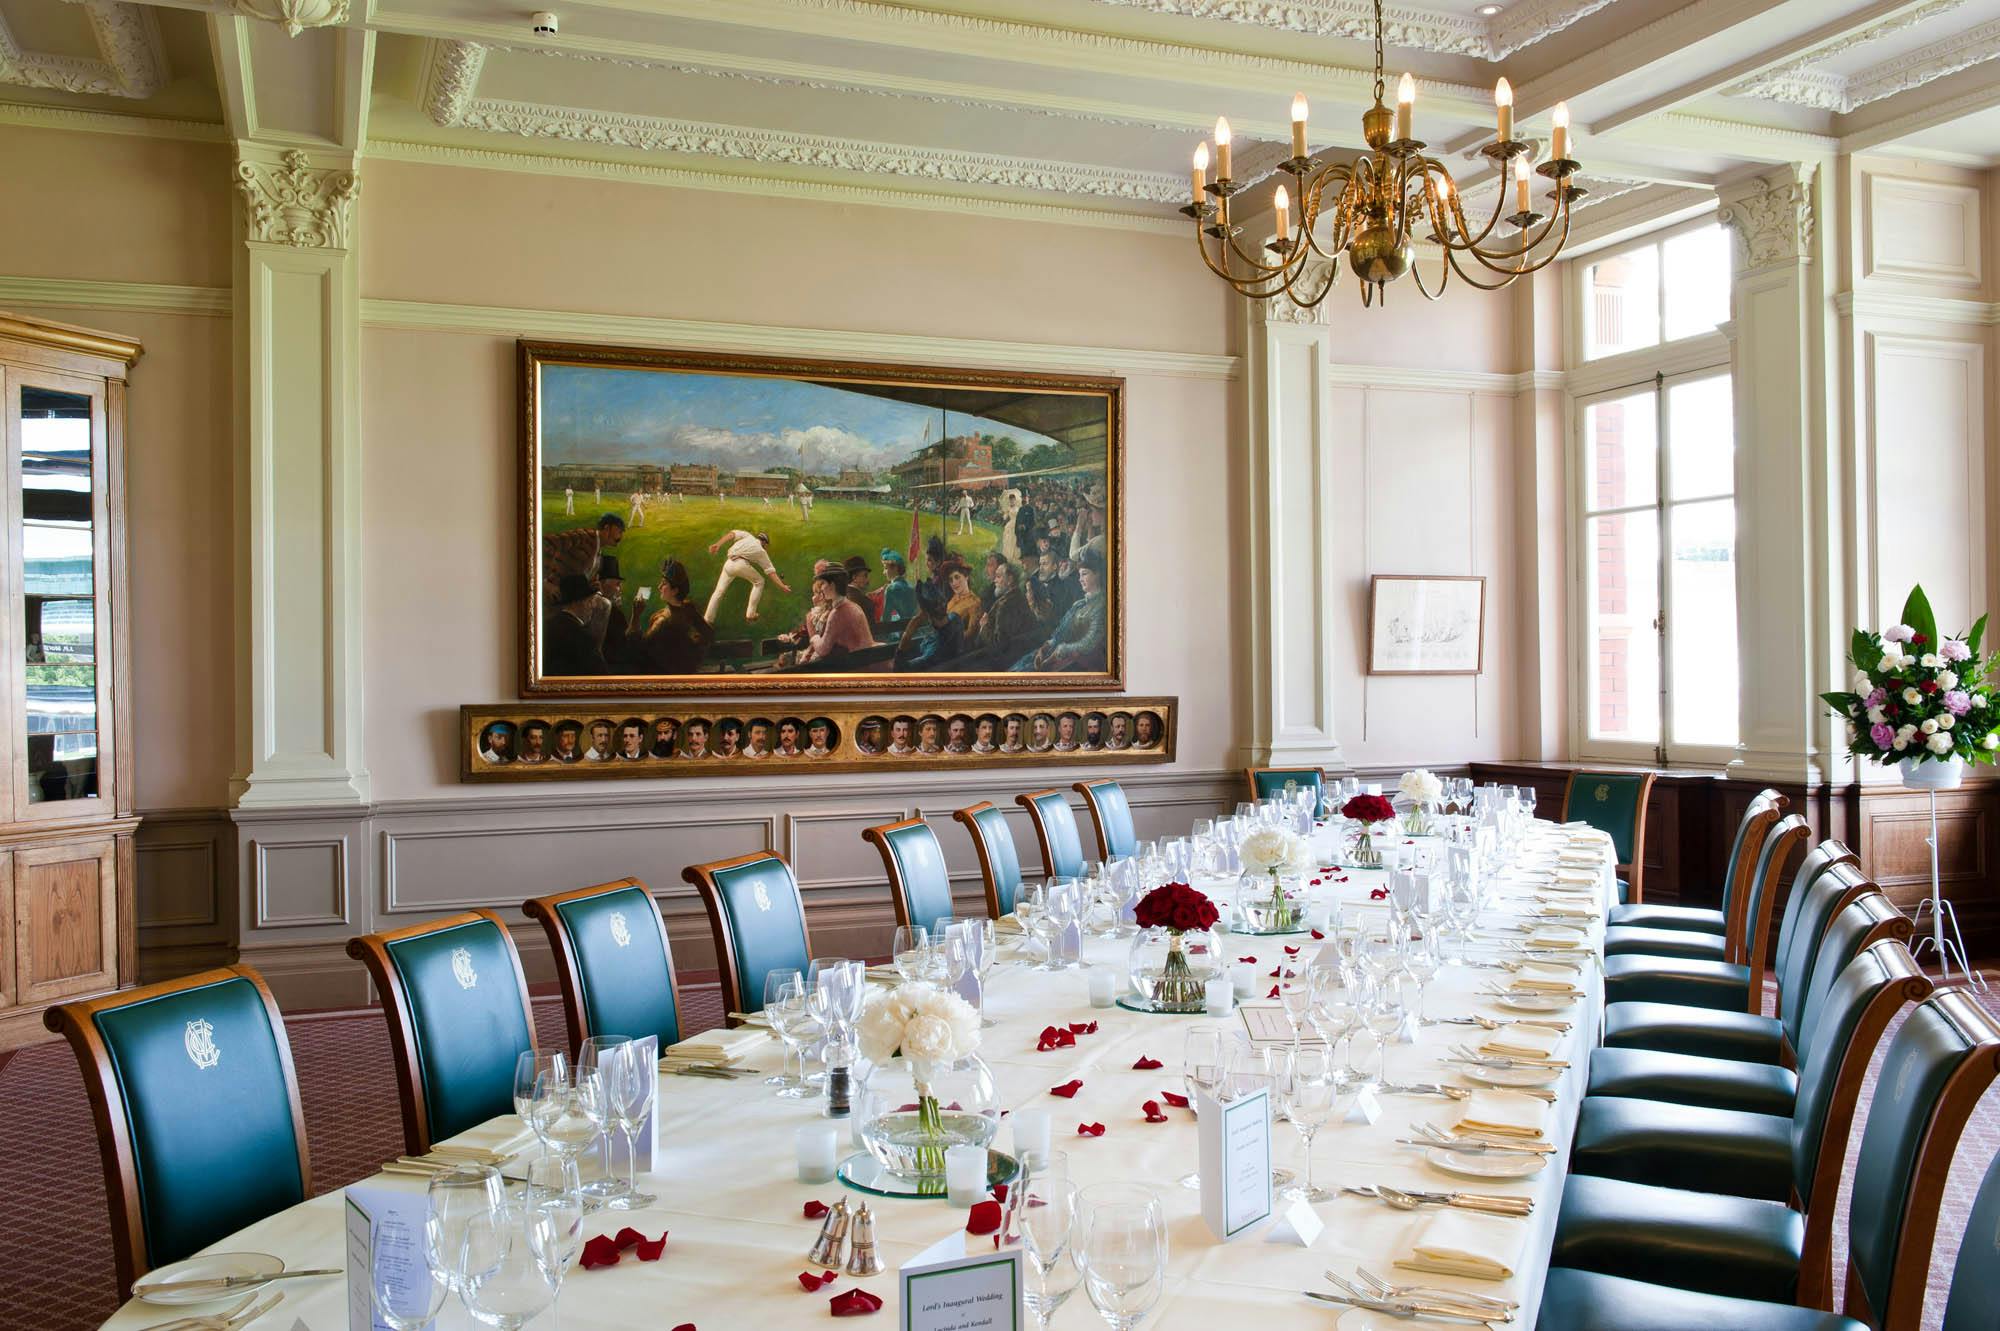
[1134,882,1220,935]
[1340,794,1396,824]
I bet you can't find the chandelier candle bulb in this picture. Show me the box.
[1494,77,1514,144]
[1551,102,1570,161]
[1291,94,1309,159]
[1273,185,1290,240]
[1396,73,1414,142]
[1192,141,1208,202]
[1514,156,1531,213]
[1215,116,1232,179]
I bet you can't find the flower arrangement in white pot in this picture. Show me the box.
[854,983,994,1183]
[1398,768,1443,834]
[1239,825,1313,932]
[1821,585,1999,790]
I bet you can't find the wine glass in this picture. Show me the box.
[1175,1025,1225,1189]
[765,973,817,1098]
[1359,980,1404,1088]
[1077,1183,1167,1331]
[460,1204,557,1330]
[1017,1151,1082,1330]
[1404,927,1441,1023]
[371,1210,449,1331]
[892,926,932,983]
[1272,1045,1336,1203]
[1276,977,1313,1047]
[514,1050,568,1156]
[423,1164,504,1298]
[534,1069,597,1165]
[762,969,805,1088]
[524,1157,584,1331]
[575,1037,632,1206]
[1308,968,1360,1070]
[605,1042,657,1208]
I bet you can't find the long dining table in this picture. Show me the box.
[101,817,1612,1331]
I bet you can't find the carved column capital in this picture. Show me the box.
[231,0,349,38]
[235,150,359,250]
[1718,165,1817,273]
[1253,258,1337,325]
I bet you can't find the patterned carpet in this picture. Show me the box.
[0,973,1991,1331]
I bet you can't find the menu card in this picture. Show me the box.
[345,1184,426,1331]
[1197,1086,1272,1241]
[899,1241,1023,1331]
[945,921,986,1009]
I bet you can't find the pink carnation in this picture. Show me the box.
[1865,687,1887,709]
[1869,722,1895,748]
[1944,691,1973,717]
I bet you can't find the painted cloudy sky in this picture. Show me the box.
[538,364,1057,473]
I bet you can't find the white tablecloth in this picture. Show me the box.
[101,823,1610,1331]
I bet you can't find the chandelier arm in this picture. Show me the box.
[1462,195,1574,270]
[1198,225,1303,300]
[1440,245,1531,291]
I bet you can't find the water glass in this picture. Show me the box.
[371,1211,449,1331]
[1272,1045,1337,1203]
[424,1163,504,1297]
[1077,1183,1167,1331]
[892,926,932,983]
[1017,1152,1082,1329]
[524,1158,584,1326]
[460,1203,557,1330]
[1177,1026,1224,1190]
[513,1050,567,1132]
[575,1037,632,1204]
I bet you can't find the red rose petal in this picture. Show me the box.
[1069,1021,1099,1036]
[800,1270,840,1292]
[1077,1122,1106,1137]
[1268,966,1282,978]
[672,1324,697,1331]
[966,1199,1004,1235]
[614,1226,646,1250]
[1132,1055,1163,1070]
[1310,929,1325,940]
[1266,985,1280,999]
[1142,1099,1169,1124]
[830,1288,885,1317]
[1238,955,1258,963]
[1369,888,1389,901]
[992,1182,1008,1203]
[1161,1090,1190,1108]
[580,1235,622,1269]
[1283,945,1301,956]
[1036,1025,1078,1052]
[1050,1078,1084,1098]
[804,1200,830,1220]
[634,1232,668,1262]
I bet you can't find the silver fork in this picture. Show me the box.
[137,1291,280,1331]
[1354,1265,1520,1313]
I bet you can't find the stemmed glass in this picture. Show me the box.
[575,1037,633,1207]
[534,1068,598,1169]
[1276,976,1313,1047]
[460,1204,557,1330]
[1272,1045,1337,1203]
[514,1051,568,1157]
[1077,1183,1167,1331]
[371,1211,449,1331]
[604,1041,657,1208]
[1359,979,1405,1088]
[424,1163,504,1299]
[1404,927,1441,1023]
[524,1157,584,1331]
[1017,1151,1082,1329]
[1308,967,1360,1070]
[892,927,933,982]
[1177,1026,1224,1189]
[762,969,803,1087]
[765,973,818,1098]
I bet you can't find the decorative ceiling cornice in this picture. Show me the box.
[419,38,485,125]
[1079,0,1615,60]
[1725,0,2000,113]
[0,1,163,98]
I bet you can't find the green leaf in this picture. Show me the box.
[1901,584,1939,648]
[1968,614,1987,658]
[1820,692,1858,712]
[1851,627,1876,668]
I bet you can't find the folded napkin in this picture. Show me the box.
[1554,866,1599,883]
[1458,1089,1549,1140]
[1536,888,1596,904]
[1479,1024,1563,1060]
[1526,927,1586,950]
[1507,965,1582,997]
[1395,1211,1526,1282]
[1535,902,1597,920]
[994,914,1025,936]
[665,1026,771,1065]
[430,1121,538,1162]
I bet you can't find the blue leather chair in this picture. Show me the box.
[1540,989,2000,1331]
[1608,788,1784,934]
[1560,769,1656,902]
[525,877,682,1056]
[863,817,959,933]
[684,850,813,1024]
[1072,779,1137,862]
[347,910,537,1155]
[45,965,310,1297]
[1603,797,1795,964]
[1243,766,1324,805]
[1015,789,1086,880]
[953,801,1026,918]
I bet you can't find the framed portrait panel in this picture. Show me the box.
[521,341,1124,696]
[1367,575,1486,675]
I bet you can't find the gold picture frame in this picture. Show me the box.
[462,696,1176,781]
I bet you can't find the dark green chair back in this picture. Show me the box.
[1074,779,1137,861]
[349,912,536,1154]
[46,967,309,1294]
[1844,991,2000,1330]
[1734,815,1809,987]
[686,851,812,1020]
[1795,893,1910,1060]
[1775,856,1865,1051]
[1248,767,1324,803]
[1017,789,1085,879]
[528,879,680,1054]
[1942,1140,2000,1331]
[1562,770,1652,867]
[954,801,1025,917]
[865,818,958,933]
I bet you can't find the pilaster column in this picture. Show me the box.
[233,146,369,807]
[1719,163,1827,784]
[1242,265,1347,772]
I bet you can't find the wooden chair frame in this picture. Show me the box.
[1841,989,2000,1331]
[952,801,1018,920]
[345,909,536,1156]
[43,964,310,1298]
[1014,789,1076,881]
[1241,765,1325,805]
[862,816,950,932]
[1720,793,1788,965]
[522,877,680,1059]
[1737,814,1811,1010]
[1560,770,1658,902]
[682,850,812,1027]
[1071,780,1130,864]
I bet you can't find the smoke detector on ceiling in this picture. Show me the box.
[531,11,559,35]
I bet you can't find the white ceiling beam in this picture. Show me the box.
[1837,74,2000,155]
[206,11,255,140]
[336,24,372,152]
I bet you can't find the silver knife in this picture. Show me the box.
[1302,1290,1502,1325]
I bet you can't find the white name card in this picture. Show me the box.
[900,1246,1023,1331]
[1237,1003,1322,1047]
[1198,1087,1272,1241]
[345,1184,427,1331]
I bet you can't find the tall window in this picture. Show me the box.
[1570,219,1736,764]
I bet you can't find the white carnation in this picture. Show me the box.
[1904,688,1924,706]
[1893,734,1910,751]
[1878,654,1901,673]
[1240,826,1306,875]
[1927,732,1955,755]
[1922,718,1939,735]
[1398,769,1443,804]
[1921,653,1942,669]
[1939,670,1960,690]
[1940,713,1956,730]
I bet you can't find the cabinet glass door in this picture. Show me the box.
[16,381,102,808]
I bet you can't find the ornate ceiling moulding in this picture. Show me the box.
[1081,0,1617,60]
[0,1,163,98]
[421,39,486,125]
[1724,0,1988,112]
[1719,166,1814,271]
[236,149,359,249]
[231,0,350,38]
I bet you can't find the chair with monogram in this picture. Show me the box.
[524,877,682,1057]
[862,817,959,934]
[346,910,537,1155]
[1072,779,1138,862]
[684,850,813,1024]
[953,801,1027,919]
[1016,788,1086,880]
[1243,766,1325,805]
[43,965,310,1298]
[1561,769,1657,903]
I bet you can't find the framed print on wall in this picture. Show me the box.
[520,341,1124,696]
[1367,574,1485,675]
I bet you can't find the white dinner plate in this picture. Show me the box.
[1460,1061,1563,1088]
[132,1252,286,1305]
[1493,992,1579,1013]
[1423,1146,1547,1180]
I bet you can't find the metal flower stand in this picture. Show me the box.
[1907,779,1987,992]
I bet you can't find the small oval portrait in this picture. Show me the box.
[678,716,713,759]
[712,717,745,758]
[944,713,975,754]
[616,717,649,761]
[1000,712,1028,754]
[584,718,617,761]
[1133,710,1165,750]
[552,721,584,763]
[516,719,551,764]
[887,714,920,756]
[476,720,517,765]
[1027,712,1055,753]
[971,712,1002,754]
[855,715,888,755]
[774,716,806,758]
[804,716,839,758]
[649,716,679,759]
[744,717,776,759]
[1053,711,1082,752]
[1082,711,1109,751]
[1106,711,1134,750]
[917,713,947,755]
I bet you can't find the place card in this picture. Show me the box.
[345,1184,426,1331]
[1237,1003,1322,1047]
[585,1035,660,1180]
[1265,1196,1326,1248]
[900,1240,1023,1331]
[1198,1086,1272,1241]
[1345,1084,1383,1124]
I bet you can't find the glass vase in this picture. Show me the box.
[1126,926,1225,1012]
[855,1055,999,1187]
[1348,823,1384,868]
[1236,871,1304,933]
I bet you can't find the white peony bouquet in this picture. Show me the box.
[1239,825,1313,878]
[857,982,981,1076]
[1399,769,1443,805]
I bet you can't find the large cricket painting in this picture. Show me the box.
[521,342,1123,696]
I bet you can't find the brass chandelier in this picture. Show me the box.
[1186,0,1584,309]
